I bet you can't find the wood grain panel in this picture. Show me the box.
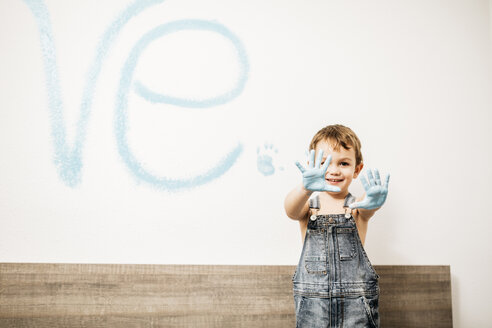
[0,264,452,327]
[378,265,453,327]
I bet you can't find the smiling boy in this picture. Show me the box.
[284,124,390,327]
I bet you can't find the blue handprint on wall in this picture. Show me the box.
[22,0,249,191]
[257,143,284,177]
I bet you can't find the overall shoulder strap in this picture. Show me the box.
[309,194,320,209]
[309,193,356,210]
[343,193,357,208]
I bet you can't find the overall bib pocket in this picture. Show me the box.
[304,256,327,274]
[303,228,327,274]
[336,227,357,260]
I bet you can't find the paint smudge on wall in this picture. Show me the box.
[22,0,249,191]
[22,0,164,187]
[117,19,249,191]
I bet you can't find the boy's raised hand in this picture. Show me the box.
[295,149,341,193]
[349,168,390,210]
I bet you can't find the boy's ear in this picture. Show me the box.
[353,163,363,178]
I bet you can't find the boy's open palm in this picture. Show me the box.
[349,169,390,210]
[295,149,341,193]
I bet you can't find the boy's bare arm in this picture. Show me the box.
[284,182,313,221]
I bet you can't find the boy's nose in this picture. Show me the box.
[326,165,340,175]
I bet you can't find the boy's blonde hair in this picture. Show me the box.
[309,124,363,167]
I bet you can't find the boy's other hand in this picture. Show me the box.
[349,168,390,210]
[295,149,341,193]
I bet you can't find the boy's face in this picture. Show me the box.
[314,139,363,194]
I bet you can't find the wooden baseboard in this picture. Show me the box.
[0,263,452,327]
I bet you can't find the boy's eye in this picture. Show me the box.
[336,162,350,166]
[321,161,349,166]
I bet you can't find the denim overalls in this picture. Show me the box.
[292,193,380,327]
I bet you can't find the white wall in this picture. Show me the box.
[1,0,491,326]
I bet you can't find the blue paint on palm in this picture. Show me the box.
[349,168,390,210]
[295,149,341,192]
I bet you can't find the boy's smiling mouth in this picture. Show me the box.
[327,178,343,183]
